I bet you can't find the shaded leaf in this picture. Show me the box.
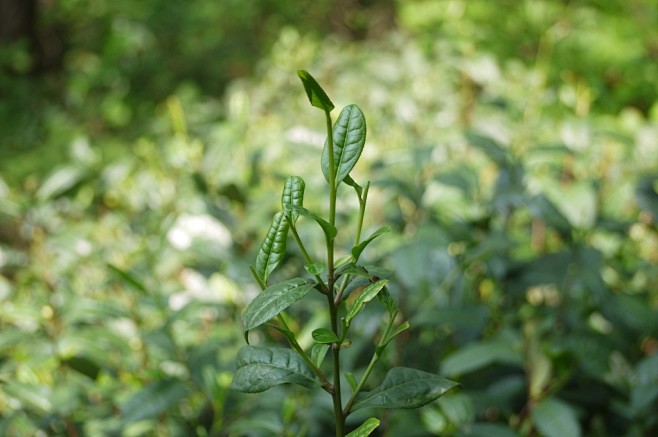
[231,346,317,393]
[242,278,315,340]
[322,104,367,187]
[352,226,391,261]
[346,418,380,437]
[311,344,330,368]
[441,340,522,377]
[312,328,339,344]
[297,70,334,111]
[255,211,289,284]
[305,262,326,276]
[121,379,191,424]
[352,367,458,411]
[532,397,581,437]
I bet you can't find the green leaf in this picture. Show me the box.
[107,263,148,294]
[305,262,326,276]
[345,280,388,326]
[441,340,522,377]
[242,277,315,340]
[532,397,581,437]
[255,211,289,284]
[384,321,410,346]
[282,176,305,222]
[231,346,318,393]
[346,418,380,437]
[297,70,334,111]
[352,367,458,411]
[312,328,339,344]
[311,344,330,368]
[285,205,337,241]
[346,372,358,391]
[121,379,191,424]
[322,104,367,187]
[352,226,391,260]
[377,286,398,316]
[344,175,363,197]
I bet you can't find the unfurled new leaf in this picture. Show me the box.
[297,70,334,111]
[346,418,380,437]
[322,104,366,187]
[345,280,388,327]
[231,346,318,393]
[255,212,289,284]
[352,226,391,261]
[285,205,337,241]
[282,176,305,223]
[242,277,315,341]
[351,367,458,411]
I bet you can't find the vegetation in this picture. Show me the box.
[1,1,657,436]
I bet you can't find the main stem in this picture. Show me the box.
[325,109,344,436]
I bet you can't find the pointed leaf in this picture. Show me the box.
[305,262,326,276]
[282,176,305,222]
[346,418,380,437]
[377,286,398,316]
[352,367,458,411]
[345,280,388,326]
[243,278,315,339]
[344,175,363,197]
[322,104,366,187]
[297,70,334,111]
[231,346,318,393]
[312,328,339,344]
[255,212,289,284]
[352,226,391,260]
[311,344,330,368]
[384,321,410,346]
[285,205,337,241]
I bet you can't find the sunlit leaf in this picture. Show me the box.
[352,367,458,411]
[322,104,366,187]
[242,277,315,341]
[282,176,305,223]
[346,418,380,437]
[255,211,289,284]
[231,346,318,393]
[297,70,334,111]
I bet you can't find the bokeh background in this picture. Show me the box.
[1,1,657,436]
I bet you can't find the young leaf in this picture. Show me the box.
[384,321,410,346]
[344,175,363,197]
[242,277,315,340]
[346,418,380,437]
[345,280,388,327]
[285,205,337,241]
[255,212,289,284]
[351,367,458,411]
[282,176,305,222]
[312,328,339,344]
[297,70,334,112]
[322,104,367,187]
[377,286,398,316]
[352,226,391,261]
[311,344,330,368]
[231,346,318,393]
[305,262,326,276]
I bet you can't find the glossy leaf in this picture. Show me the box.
[255,211,289,284]
[282,176,305,222]
[352,226,391,260]
[285,205,337,241]
[297,70,334,111]
[322,104,366,187]
[312,328,339,344]
[352,367,458,411]
[231,346,317,393]
[346,418,380,437]
[345,280,388,326]
[242,277,315,340]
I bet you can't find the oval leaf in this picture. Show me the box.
[231,346,317,393]
[282,176,305,222]
[255,211,289,284]
[532,397,581,437]
[312,328,339,344]
[352,226,391,261]
[297,70,334,111]
[352,367,458,411]
[322,104,367,187]
[346,418,380,437]
[345,280,388,326]
[242,278,315,339]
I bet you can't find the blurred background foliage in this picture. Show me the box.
[1,0,657,436]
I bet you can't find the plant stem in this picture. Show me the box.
[324,108,344,437]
